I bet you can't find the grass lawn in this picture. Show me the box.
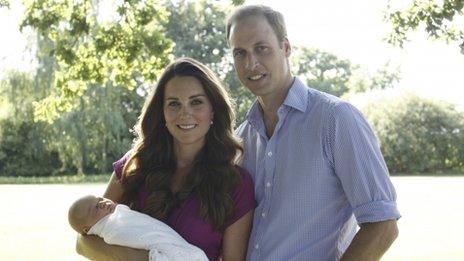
[0,174,111,184]
[0,176,463,260]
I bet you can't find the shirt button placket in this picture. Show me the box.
[258,140,275,259]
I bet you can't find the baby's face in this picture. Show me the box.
[81,196,117,233]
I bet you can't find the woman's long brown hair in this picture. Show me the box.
[120,58,243,231]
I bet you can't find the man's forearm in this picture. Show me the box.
[76,234,148,261]
[341,219,398,261]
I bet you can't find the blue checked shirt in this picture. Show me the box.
[236,77,400,261]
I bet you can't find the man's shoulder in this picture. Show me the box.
[302,81,361,115]
[306,87,346,110]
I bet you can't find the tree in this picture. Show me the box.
[163,0,228,72]
[0,0,9,8]
[48,83,141,174]
[347,62,401,93]
[21,0,173,122]
[0,71,61,176]
[18,5,146,175]
[292,47,354,97]
[363,94,464,173]
[385,0,464,53]
[292,47,401,97]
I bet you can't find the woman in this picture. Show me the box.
[76,58,255,260]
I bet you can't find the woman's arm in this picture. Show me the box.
[103,172,125,201]
[221,210,254,261]
[76,172,148,260]
[76,234,148,260]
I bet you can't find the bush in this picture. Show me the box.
[362,94,464,174]
[0,117,61,176]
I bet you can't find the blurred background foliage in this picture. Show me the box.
[364,94,464,174]
[0,0,463,176]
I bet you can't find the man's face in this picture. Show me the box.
[229,15,291,100]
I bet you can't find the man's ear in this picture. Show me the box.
[283,37,291,57]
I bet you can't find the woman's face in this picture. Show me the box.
[163,76,214,151]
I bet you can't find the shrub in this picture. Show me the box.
[362,94,464,174]
[0,117,61,176]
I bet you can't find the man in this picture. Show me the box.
[227,5,401,260]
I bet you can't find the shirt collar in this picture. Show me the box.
[246,77,308,124]
[282,77,308,113]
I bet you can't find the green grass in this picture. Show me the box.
[391,172,464,176]
[0,174,111,184]
[1,172,462,184]
[1,177,464,260]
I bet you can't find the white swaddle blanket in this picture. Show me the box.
[88,204,208,261]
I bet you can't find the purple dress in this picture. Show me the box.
[113,155,255,261]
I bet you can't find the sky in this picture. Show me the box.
[1,0,463,110]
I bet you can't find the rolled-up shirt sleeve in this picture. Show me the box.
[327,102,401,224]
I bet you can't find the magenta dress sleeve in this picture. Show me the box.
[226,167,256,227]
[112,151,149,209]
[112,152,131,181]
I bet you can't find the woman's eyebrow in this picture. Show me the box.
[189,94,206,99]
[165,94,206,100]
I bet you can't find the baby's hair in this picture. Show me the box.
[68,195,93,235]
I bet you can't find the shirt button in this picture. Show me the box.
[261,212,266,218]
[267,151,272,157]
[255,244,259,249]
[266,182,271,187]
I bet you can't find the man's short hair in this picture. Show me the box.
[226,5,288,43]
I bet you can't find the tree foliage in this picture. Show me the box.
[385,0,464,53]
[292,47,353,97]
[363,94,464,173]
[0,71,61,176]
[231,0,245,5]
[0,0,9,8]
[292,47,401,97]
[20,0,173,122]
[347,62,401,93]
[48,84,141,174]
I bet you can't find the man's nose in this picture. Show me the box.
[245,54,259,70]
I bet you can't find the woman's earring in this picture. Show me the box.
[210,120,213,125]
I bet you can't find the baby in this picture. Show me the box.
[68,195,208,261]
